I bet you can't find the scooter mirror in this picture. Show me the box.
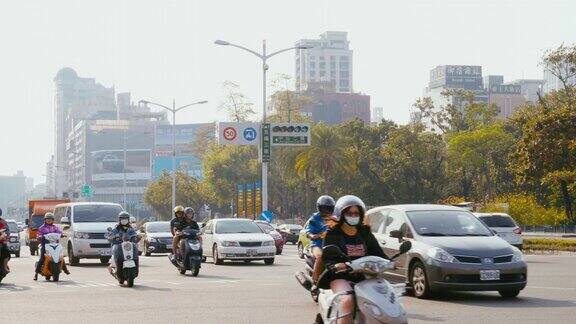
[399,241,412,254]
[107,227,113,232]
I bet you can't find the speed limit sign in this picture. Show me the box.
[223,127,237,141]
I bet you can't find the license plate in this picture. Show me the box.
[246,249,257,256]
[100,250,112,256]
[480,270,500,281]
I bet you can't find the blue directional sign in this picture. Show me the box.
[243,127,257,142]
[259,210,273,223]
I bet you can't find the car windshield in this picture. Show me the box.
[478,215,516,228]
[73,205,123,222]
[406,210,493,237]
[7,222,19,233]
[256,222,274,232]
[146,222,171,233]
[31,215,44,229]
[215,220,263,234]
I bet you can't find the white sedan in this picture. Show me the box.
[201,218,276,265]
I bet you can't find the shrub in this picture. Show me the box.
[482,193,566,226]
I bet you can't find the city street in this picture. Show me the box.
[1,245,574,324]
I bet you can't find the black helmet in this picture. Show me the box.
[333,195,366,225]
[184,207,195,216]
[0,208,2,217]
[316,195,335,214]
[118,211,131,222]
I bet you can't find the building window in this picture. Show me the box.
[340,80,349,87]
[340,62,349,70]
[330,62,336,70]
[309,55,316,61]
[319,56,325,61]
[340,56,349,61]
[340,88,349,92]
[309,71,315,78]
[309,62,316,69]
[319,62,326,69]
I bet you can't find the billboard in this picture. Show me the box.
[429,65,483,90]
[152,156,203,178]
[153,123,214,179]
[91,149,151,181]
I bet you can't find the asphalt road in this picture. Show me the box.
[1,245,574,324]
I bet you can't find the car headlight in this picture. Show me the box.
[512,247,523,262]
[262,240,275,246]
[221,241,240,247]
[74,232,90,239]
[427,247,459,263]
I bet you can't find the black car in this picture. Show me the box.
[138,221,173,256]
[277,224,303,245]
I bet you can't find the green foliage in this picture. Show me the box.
[524,238,576,252]
[483,193,566,226]
[144,171,210,221]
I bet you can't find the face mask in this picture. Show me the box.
[120,219,129,226]
[344,216,360,226]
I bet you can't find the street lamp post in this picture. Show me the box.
[138,99,208,213]
[214,39,312,212]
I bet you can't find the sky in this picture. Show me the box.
[0,0,575,184]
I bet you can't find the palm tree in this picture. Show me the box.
[295,123,355,193]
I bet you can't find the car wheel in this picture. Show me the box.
[144,243,151,257]
[213,245,223,265]
[410,261,431,299]
[499,289,520,298]
[14,252,20,258]
[264,258,275,265]
[68,244,80,266]
[297,243,304,259]
[99,257,111,265]
[314,313,324,324]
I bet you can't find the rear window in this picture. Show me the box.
[73,205,123,223]
[7,222,19,233]
[478,215,516,227]
[146,222,171,233]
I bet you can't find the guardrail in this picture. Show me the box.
[521,225,576,234]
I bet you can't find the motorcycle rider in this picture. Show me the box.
[33,212,70,280]
[321,195,390,324]
[306,195,336,284]
[0,216,9,275]
[108,211,137,270]
[170,206,198,258]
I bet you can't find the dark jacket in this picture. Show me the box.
[170,217,199,235]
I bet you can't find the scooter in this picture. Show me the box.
[314,241,412,324]
[107,228,139,287]
[36,233,65,282]
[295,244,320,301]
[169,227,202,276]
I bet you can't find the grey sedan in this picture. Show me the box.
[365,204,527,299]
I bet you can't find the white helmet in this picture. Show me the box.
[333,195,366,223]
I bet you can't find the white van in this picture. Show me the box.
[54,202,124,265]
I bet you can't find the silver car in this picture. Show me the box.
[366,204,527,299]
[474,213,523,250]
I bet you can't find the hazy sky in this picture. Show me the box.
[0,0,575,183]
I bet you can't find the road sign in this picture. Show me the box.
[81,184,92,198]
[262,123,271,162]
[243,127,257,142]
[223,127,237,141]
[218,122,260,146]
[259,210,273,223]
[270,123,311,146]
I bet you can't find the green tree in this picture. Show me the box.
[144,171,210,220]
[268,74,311,123]
[380,124,448,203]
[295,123,355,194]
[447,123,515,201]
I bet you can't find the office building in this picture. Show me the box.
[52,68,116,198]
[0,171,26,210]
[298,83,370,125]
[371,107,384,124]
[505,79,545,103]
[295,31,353,93]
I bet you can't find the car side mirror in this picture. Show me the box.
[61,216,70,225]
[389,230,403,239]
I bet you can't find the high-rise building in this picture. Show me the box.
[505,79,545,103]
[52,68,116,198]
[295,31,353,93]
